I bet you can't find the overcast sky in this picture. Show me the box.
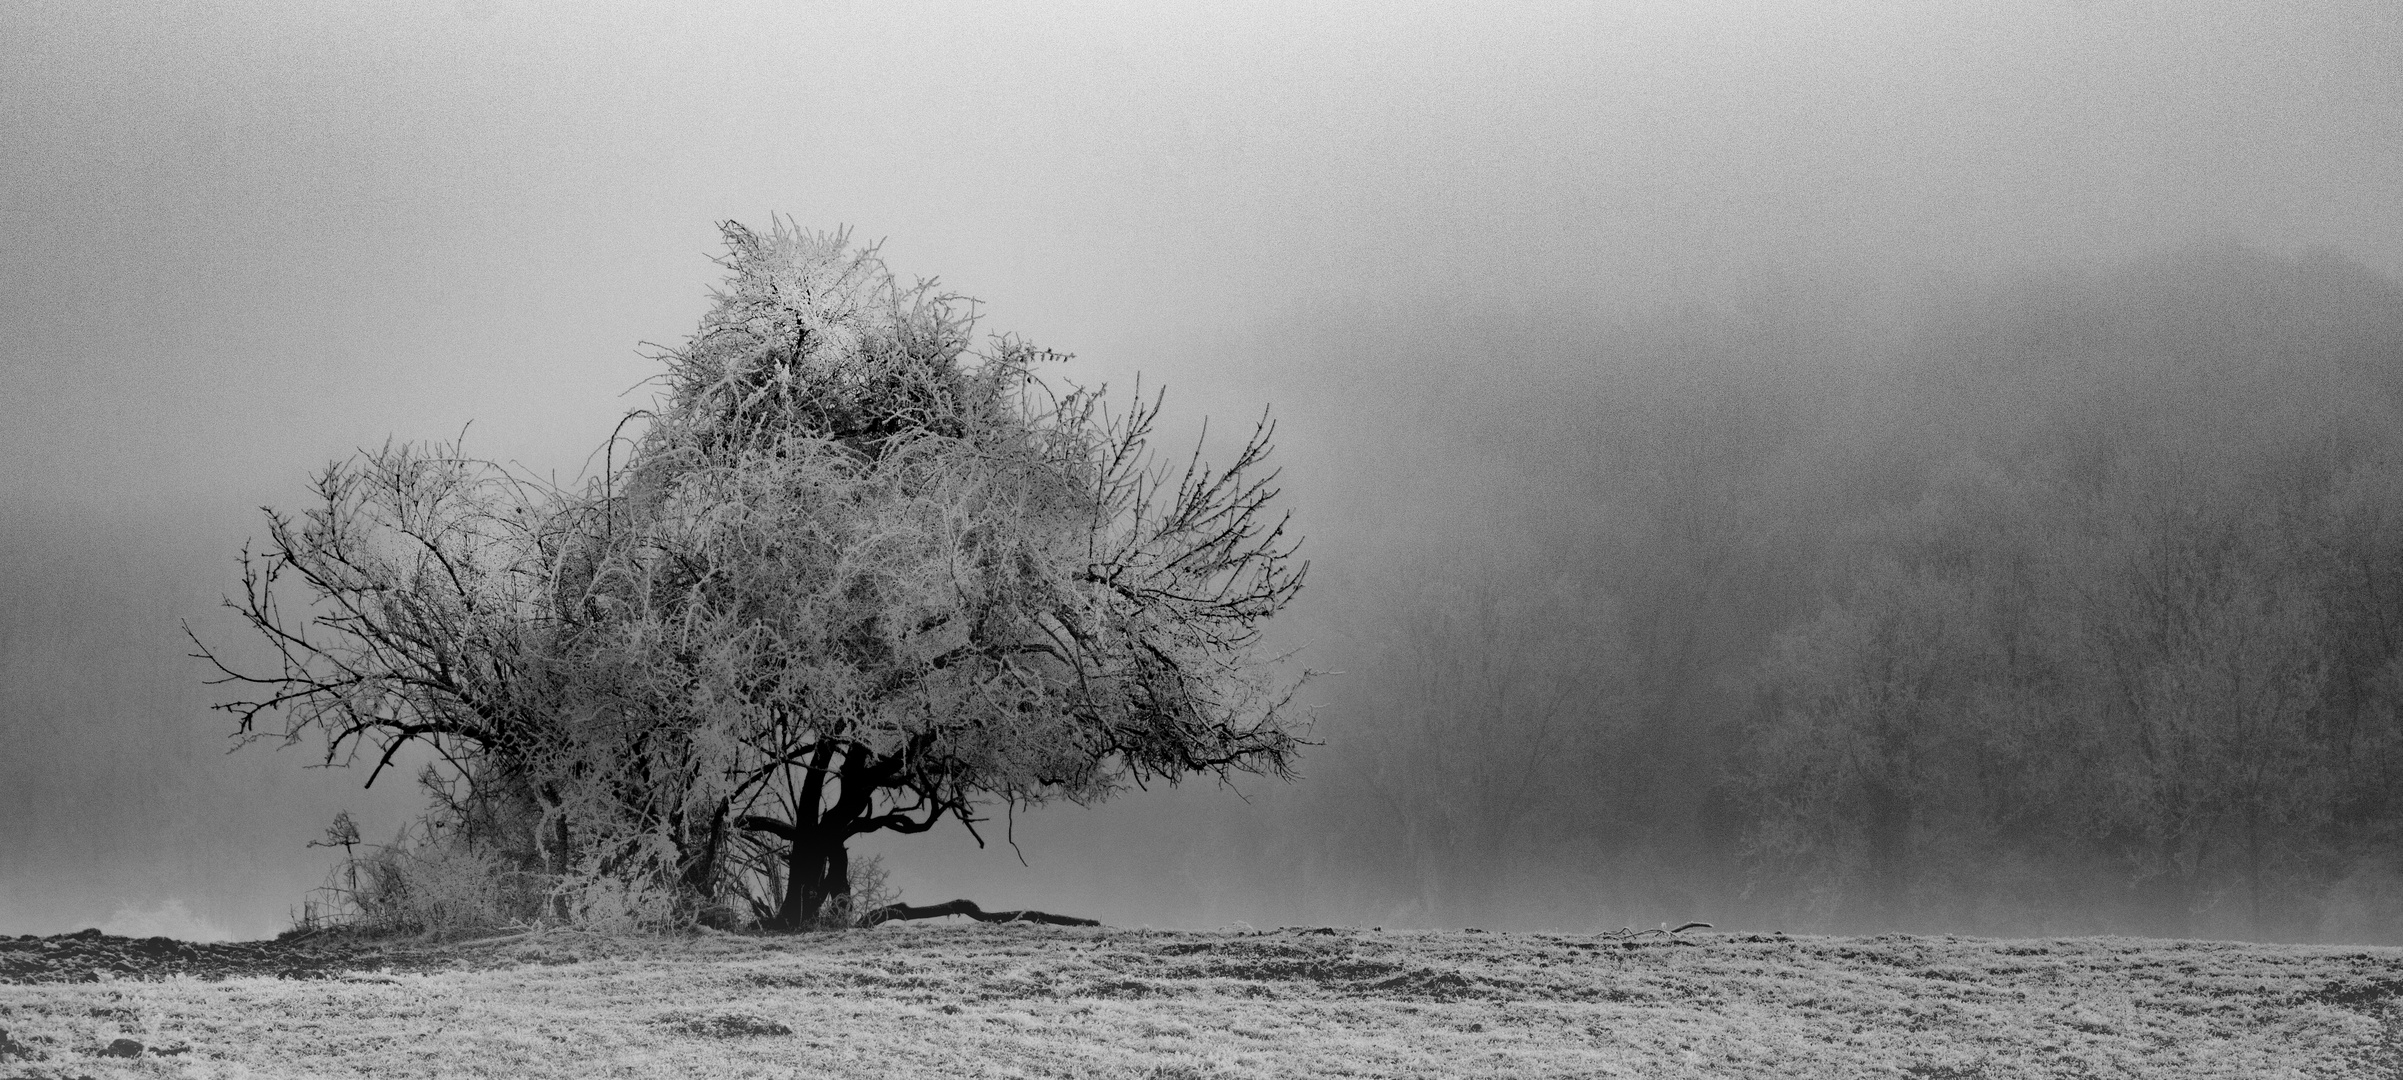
[4,0,2399,940]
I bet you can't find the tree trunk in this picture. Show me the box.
[681,799,730,901]
[776,836,829,929]
[824,842,852,921]
[774,832,854,928]
[741,819,855,930]
[768,743,841,930]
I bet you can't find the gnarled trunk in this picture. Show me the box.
[744,742,869,930]
[774,834,853,929]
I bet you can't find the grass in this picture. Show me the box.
[2,924,2400,1078]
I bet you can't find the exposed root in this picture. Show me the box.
[859,899,1100,928]
[1596,922,1712,944]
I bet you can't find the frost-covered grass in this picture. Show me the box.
[3,924,2400,1078]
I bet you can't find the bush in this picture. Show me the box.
[824,854,900,930]
[308,827,549,939]
[293,789,558,940]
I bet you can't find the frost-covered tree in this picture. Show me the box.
[195,220,1309,931]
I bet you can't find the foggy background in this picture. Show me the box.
[5,0,2401,942]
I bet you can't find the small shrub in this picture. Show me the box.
[552,867,684,935]
[355,836,522,937]
[296,816,557,940]
[826,854,900,929]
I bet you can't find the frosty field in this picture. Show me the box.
[2,923,2399,1078]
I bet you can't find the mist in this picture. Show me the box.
[4,1,2400,942]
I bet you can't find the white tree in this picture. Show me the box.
[197,220,1311,930]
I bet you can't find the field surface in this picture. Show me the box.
[2,923,2401,1078]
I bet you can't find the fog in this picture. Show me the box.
[4,1,2400,941]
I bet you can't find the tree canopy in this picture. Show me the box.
[195,220,1309,931]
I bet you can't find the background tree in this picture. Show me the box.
[195,219,1309,932]
[1314,550,1618,927]
[1737,328,2403,939]
[1277,242,2403,941]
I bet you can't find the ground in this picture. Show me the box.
[1,923,2399,1077]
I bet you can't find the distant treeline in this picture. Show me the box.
[1283,243,2403,941]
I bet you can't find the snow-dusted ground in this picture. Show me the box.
[1,923,2397,1077]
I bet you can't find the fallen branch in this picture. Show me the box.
[859,899,1099,928]
[1597,922,1712,945]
